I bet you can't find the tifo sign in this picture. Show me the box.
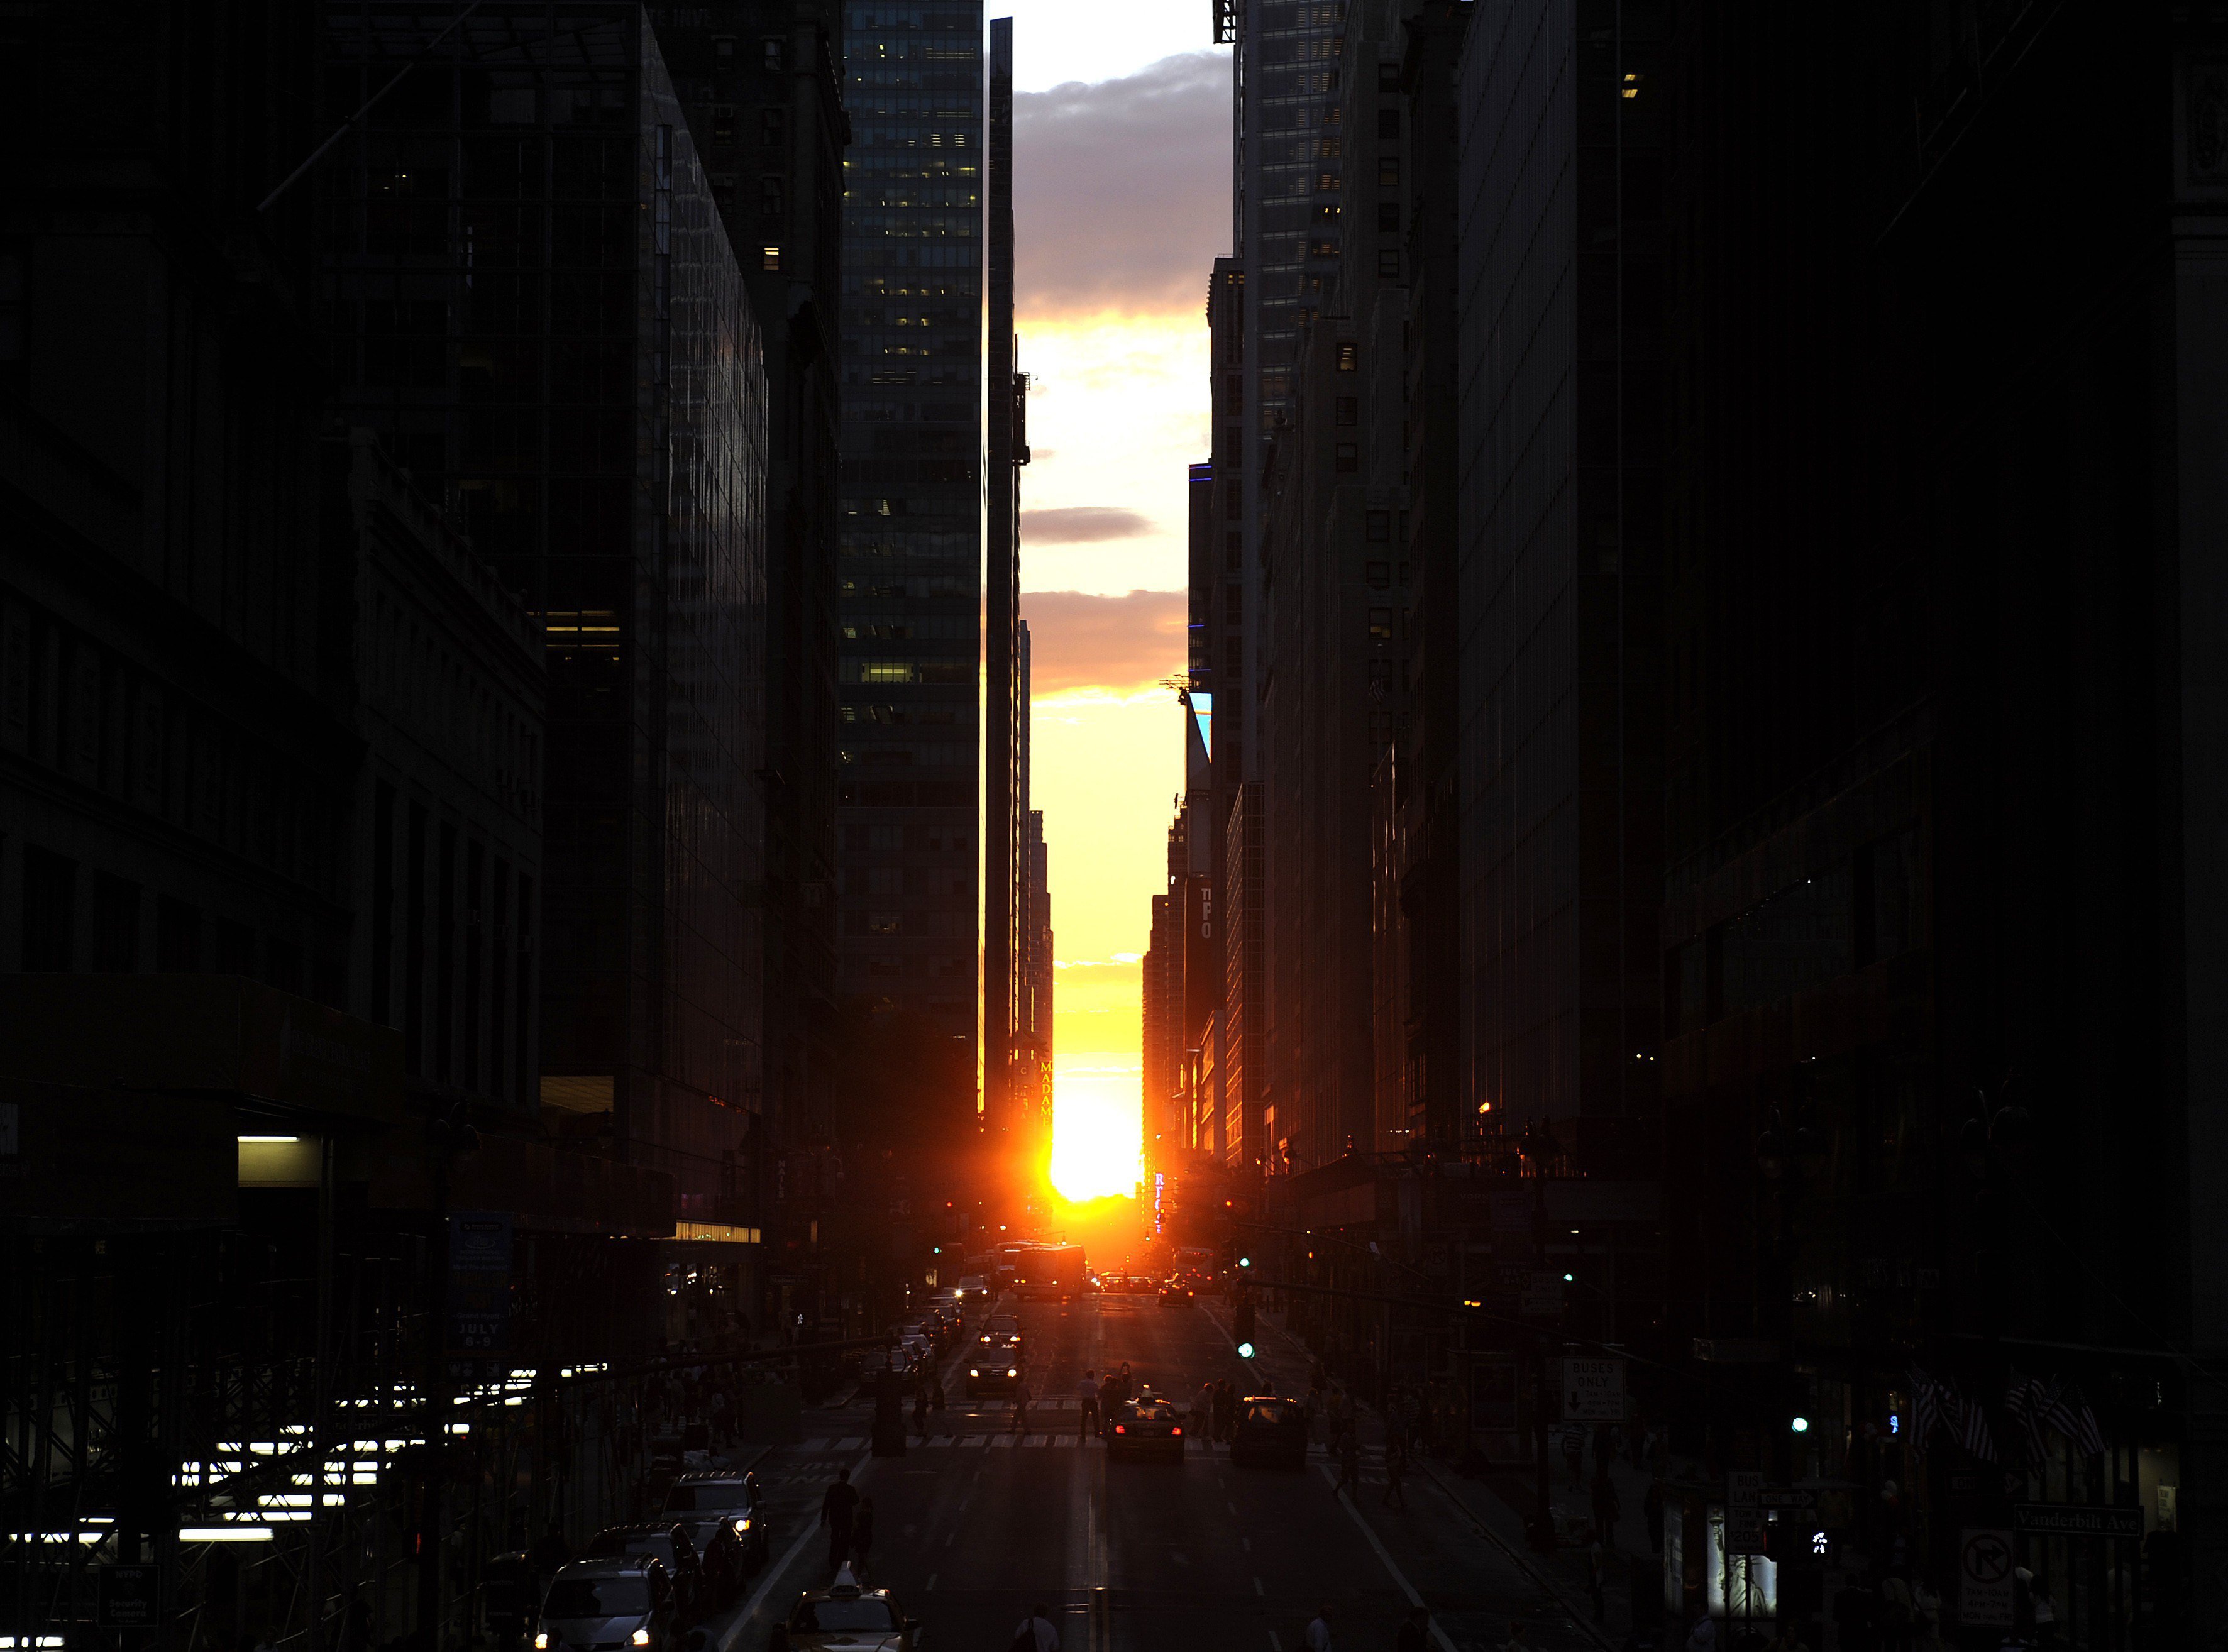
[1563,1358,1624,1421]
[1958,1528,2016,1626]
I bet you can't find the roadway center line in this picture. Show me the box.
[1321,1465,1460,1652]
[720,1446,874,1651]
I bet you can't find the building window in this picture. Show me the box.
[1335,395,1357,426]
[762,245,782,271]
[1336,341,1359,372]
[759,177,785,226]
[868,912,902,935]
[762,107,786,148]
[1369,607,1394,639]
[1366,561,1391,589]
[1225,637,1243,671]
[1316,171,1341,193]
[1335,443,1359,472]
[1367,510,1392,542]
[1308,238,1340,258]
[1378,108,1401,139]
[1316,202,1340,222]
[711,107,736,146]
[1225,531,1242,570]
[868,955,902,977]
[1378,62,1401,92]
[1225,583,1243,622]
[1379,155,1401,188]
[1378,249,1401,279]
[762,35,784,71]
[1377,201,1400,232]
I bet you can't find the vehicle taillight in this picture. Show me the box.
[1113,1424,1126,1434]
[1171,1427,1182,1436]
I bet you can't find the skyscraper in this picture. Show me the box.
[836,1,984,1047]
[321,2,770,1221]
[984,16,1038,1157]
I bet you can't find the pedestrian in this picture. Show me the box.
[930,1371,947,1412]
[1591,1463,1622,1549]
[1763,1621,1811,1652]
[1334,1430,1361,1500]
[1381,1433,1409,1509]
[1118,1360,1134,1401]
[1303,1603,1334,1651]
[1684,1609,1716,1652]
[1010,1602,1061,1651]
[1077,1369,1100,1439]
[1215,1379,1237,1443]
[851,1495,875,1576]
[1100,1370,1123,1424]
[1395,1605,1432,1652]
[1011,1376,1032,1433]
[819,1466,859,1578]
[1562,1422,1586,1485]
[1191,1381,1216,1447]
[1643,1480,1664,1555]
[913,1383,930,1441]
[1586,1539,1608,1622]
[527,1517,571,1581]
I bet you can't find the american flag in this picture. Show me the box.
[1955,1387,1999,1462]
[2004,1377,2057,1465]
[2041,1380,2107,1458]
[1909,1367,1942,1455]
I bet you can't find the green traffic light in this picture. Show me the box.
[1238,1256,1250,1269]
[1237,1341,1256,1359]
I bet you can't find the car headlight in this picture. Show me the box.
[969,1368,979,1377]
[534,1636,548,1649]
[734,1517,751,1533]
[980,1335,991,1343]
[632,1631,650,1648]
[1006,1368,1017,1378]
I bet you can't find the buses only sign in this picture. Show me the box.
[1563,1358,1624,1421]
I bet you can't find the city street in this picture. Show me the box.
[706,1296,1601,1652]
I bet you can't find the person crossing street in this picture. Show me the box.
[1076,1369,1100,1440]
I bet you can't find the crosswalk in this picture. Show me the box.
[792,1434,1363,1457]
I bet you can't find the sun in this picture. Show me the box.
[1048,1062,1143,1201]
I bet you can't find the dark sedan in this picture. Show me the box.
[1108,1399,1186,1462]
[1230,1396,1308,1470]
[1157,1284,1193,1308]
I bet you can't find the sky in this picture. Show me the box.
[996,4,1231,1199]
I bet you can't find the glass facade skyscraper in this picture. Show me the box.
[836,4,984,1043]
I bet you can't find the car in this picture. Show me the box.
[1230,1396,1308,1470]
[1107,1397,1186,1461]
[956,1274,989,1304]
[535,1555,675,1652]
[579,1524,729,1621]
[660,1473,769,1572]
[770,1575,923,1652]
[977,1314,1023,1360]
[1157,1284,1193,1308]
[964,1355,1023,1397]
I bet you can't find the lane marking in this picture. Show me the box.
[1252,1576,1265,1597]
[1269,1636,1281,1652]
[1319,1464,1459,1652]
[1242,1536,1252,1553]
[719,1446,874,1651]
[925,1573,937,1591]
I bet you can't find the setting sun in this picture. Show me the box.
[1048,1057,1144,1201]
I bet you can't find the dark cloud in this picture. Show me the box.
[1016,52,1232,317]
[1021,505,1156,543]
[1023,589,1186,693]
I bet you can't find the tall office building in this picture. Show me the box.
[321,3,770,1221]
[836,1,984,1049]
[646,0,849,1160]
[984,16,1038,1155]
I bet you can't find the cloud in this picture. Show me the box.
[1022,505,1155,543]
[1017,52,1232,319]
[1023,588,1186,694]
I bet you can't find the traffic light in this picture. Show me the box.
[1237,1253,1252,1270]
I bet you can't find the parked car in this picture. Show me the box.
[1107,1398,1186,1463]
[535,1555,674,1652]
[1229,1396,1308,1470]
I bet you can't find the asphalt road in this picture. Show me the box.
[705,1295,1601,1652]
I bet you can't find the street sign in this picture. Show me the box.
[1756,1487,1816,1510]
[2014,1502,2142,1540]
[1521,1273,1564,1318]
[1563,1358,1624,1421]
[1723,1509,1768,1555]
[1958,1528,2015,1627]
[99,1564,158,1627]
[1726,1470,1763,1508]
